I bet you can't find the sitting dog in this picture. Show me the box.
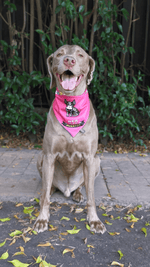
[34,45,106,234]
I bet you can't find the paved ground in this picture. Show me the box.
[0,147,150,207]
[1,201,150,267]
[1,147,150,267]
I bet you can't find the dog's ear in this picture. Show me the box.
[87,56,95,85]
[47,54,56,89]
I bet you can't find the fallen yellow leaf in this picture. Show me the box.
[22,235,31,243]
[9,239,16,246]
[37,242,52,247]
[130,223,135,228]
[105,220,112,225]
[33,212,40,217]
[111,261,124,267]
[63,248,75,258]
[60,216,70,221]
[15,203,23,207]
[75,208,84,213]
[60,232,68,236]
[49,225,58,231]
[16,246,25,252]
[14,215,19,220]
[125,228,131,233]
[67,229,81,234]
[109,232,120,236]
[13,251,26,257]
[87,244,95,248]
[115,205,121,209]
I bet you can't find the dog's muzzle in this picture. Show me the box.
[56,70,84,91]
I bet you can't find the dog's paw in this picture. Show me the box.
[72,190,84,203]
[34,218,48,233]
[90,220,106,234]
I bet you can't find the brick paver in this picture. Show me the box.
[0,148,150,207]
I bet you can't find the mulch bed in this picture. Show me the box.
[0,122,150,154]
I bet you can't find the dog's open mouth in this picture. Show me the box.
[56,70,83,91]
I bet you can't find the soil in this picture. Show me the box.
[0,122,150,155]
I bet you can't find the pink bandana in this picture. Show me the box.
[53,88,90,137]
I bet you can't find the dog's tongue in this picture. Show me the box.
[61,77,77,90]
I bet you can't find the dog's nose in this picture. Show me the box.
[63,56,76,68]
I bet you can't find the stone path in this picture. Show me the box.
[0,147,150,207]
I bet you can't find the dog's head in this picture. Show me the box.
[47,45,95,95]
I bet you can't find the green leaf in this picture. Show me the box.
[111,216,120,220]
[80,218,86,221]
[67,229,81,234]
[64,25,70,32]
[34,144,42,149]
[55,5,62,14]
[11,125,18,129]
[0,217,11,222]
[32,230,37,235]
[23,206,34,215]
[4,2,17,12]
[34,198,40,203]
[36,29,44,35]
[60,216,70,221]
[79,14,83,24]
[105,220,112,225]
[83,8,92,15]
[41,260,56,267]
[141,227,147,237]
[86,224,91,230]
[116,21,123,33]
[35,256,42,264]
[118,250,124,260]
[0,240,6,247]
[9,230,23,237]
[0,251,9,260]
[79,5,85,13]
[129,47,135,54]
[106,27,111,33]
[55,27,62,37]
[8,260,31,267]
[121,8,129,21]
[0,71,4,80]
[145,222,150,226]
[94,23,100,32]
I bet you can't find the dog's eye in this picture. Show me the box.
[57,53,62,57]
[78,54,83,57]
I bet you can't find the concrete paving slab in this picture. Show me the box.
[0,148,150,207]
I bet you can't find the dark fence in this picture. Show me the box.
[0,0,150,107]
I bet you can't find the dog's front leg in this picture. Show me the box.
[83,156,106,234]
[34,154,55,233]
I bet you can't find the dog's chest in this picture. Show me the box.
[53,135,85,169]
[53,143,84,196]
